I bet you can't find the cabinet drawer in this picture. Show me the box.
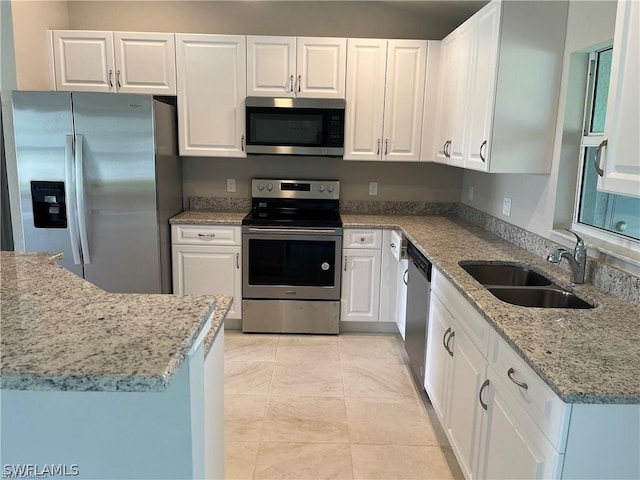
[343,229,382,249]
[431,268,491,358]
[172,225,241,245]
[488,330,571,452]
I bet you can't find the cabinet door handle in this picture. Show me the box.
[377,139,381,155]
[594,138,607,176]
[288,74,294,93]
[241,135,245,152]
[479,140,487,163]
[479,379,490,411]
[384,139,389,156]
[108,69,113,88]
[445,330,455,356]
[297,74,301,93]
[116,69,121,89]
[442,327,453,355]
[403,269,408,285]
[507,368,529,390]
[344,256,347,271]
[236,252,240,269]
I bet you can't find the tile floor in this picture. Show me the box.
[224,331,463,480]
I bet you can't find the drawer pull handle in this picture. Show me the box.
[360,237,365,242]
[479,379,490,411]
[507,368,528,390]
[197,233,216,237]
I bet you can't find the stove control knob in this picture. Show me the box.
[318,184,325,192]
[257,183,264,191]
[321,262,330,271]
[327,184,335,193]
[267,183,273,191]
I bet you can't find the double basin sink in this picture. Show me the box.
[459,263,595,309]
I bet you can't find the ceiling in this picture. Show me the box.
[380,0,489,30]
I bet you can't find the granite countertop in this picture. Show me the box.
[0,251,226,393]
[172,210,640,404]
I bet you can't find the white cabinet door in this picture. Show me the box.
[296,37,347,98]
[396,259,408,339]
[424,293,455,423]
[176,34,246,157]
[420,41,442,162]
[113,32,176,95]
[343,39,387,161]
[341,249,381,322]
[478,368,563,480]
[464,1,501,172]
[447,22,473,168]
[172,244,242,319]
[382,40,427,161]
[597,0,640,198]
[446,326,487,480]
[247,36,296,97]
[433,33,457,164]
[52,31,115,92]
[379,230,400,324]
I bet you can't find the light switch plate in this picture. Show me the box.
[369,182,378,196]
[502,197,512,217]
[226,178,236,193]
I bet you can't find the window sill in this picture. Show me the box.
[549,227,640,277]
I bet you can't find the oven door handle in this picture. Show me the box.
[246,227,340,235]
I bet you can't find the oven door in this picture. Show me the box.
[242,227,342,300]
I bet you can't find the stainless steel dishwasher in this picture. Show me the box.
[404,241,432,387]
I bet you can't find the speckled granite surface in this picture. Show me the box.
[0,252,225,392]
[204,295,232,357]
[170,210,246,225]
[342,214,640,404]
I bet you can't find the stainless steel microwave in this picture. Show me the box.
[245,97,345,156]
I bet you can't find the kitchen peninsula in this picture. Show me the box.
[0,251,230,479]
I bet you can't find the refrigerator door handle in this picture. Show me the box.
[65,135,82,265]
[74,134,91,265]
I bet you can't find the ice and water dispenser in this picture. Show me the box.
[30,181,67,228]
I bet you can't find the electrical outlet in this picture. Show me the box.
[226,178,236,193]
[468,186,474,202]
[502,197,512,217]
[369,182,378,196]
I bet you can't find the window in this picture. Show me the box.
[575,47,640,242]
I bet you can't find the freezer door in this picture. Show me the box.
[72,93,161,293]
[12,91,84,278]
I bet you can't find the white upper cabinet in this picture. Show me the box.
[247,36,346,98]
[431,0,568,173]
[51,31,176,95]
[597,0,640,198]
[344,39,427,162]
[175,34,246,158]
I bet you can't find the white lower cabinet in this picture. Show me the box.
[171,225,242,320]
[341,248,381,323]
[426,266,640,479]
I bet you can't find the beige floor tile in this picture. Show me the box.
[270,360,344,397]
[225,395,268,443]
[254,442,353,480]
[261,396,349,444]
[346,396,441,446]
[342,362,418,400]
[276,335,340,363]
[339,334,406,365]
[351,444,454,480]
[225,333,280,362]
[225,442,259,480]
[225,360,274,395]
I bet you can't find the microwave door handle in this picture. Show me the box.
[64,135,82,265]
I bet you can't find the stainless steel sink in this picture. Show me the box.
[488,287,595,309]
[459,261,595,309]
[459,262,553,287]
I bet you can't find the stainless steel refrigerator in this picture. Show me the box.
[12,91,182,293]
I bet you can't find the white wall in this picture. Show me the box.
[460,1,617,237]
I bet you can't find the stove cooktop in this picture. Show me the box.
[242,209,342,228]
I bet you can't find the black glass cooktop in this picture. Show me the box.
[242,208,342,228]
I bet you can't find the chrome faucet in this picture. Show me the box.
[547,229,587,284]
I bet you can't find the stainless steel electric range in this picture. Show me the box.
[241,178,342,334]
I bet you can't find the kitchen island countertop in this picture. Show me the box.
[171,210,640,404]
[0,251,227,392]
